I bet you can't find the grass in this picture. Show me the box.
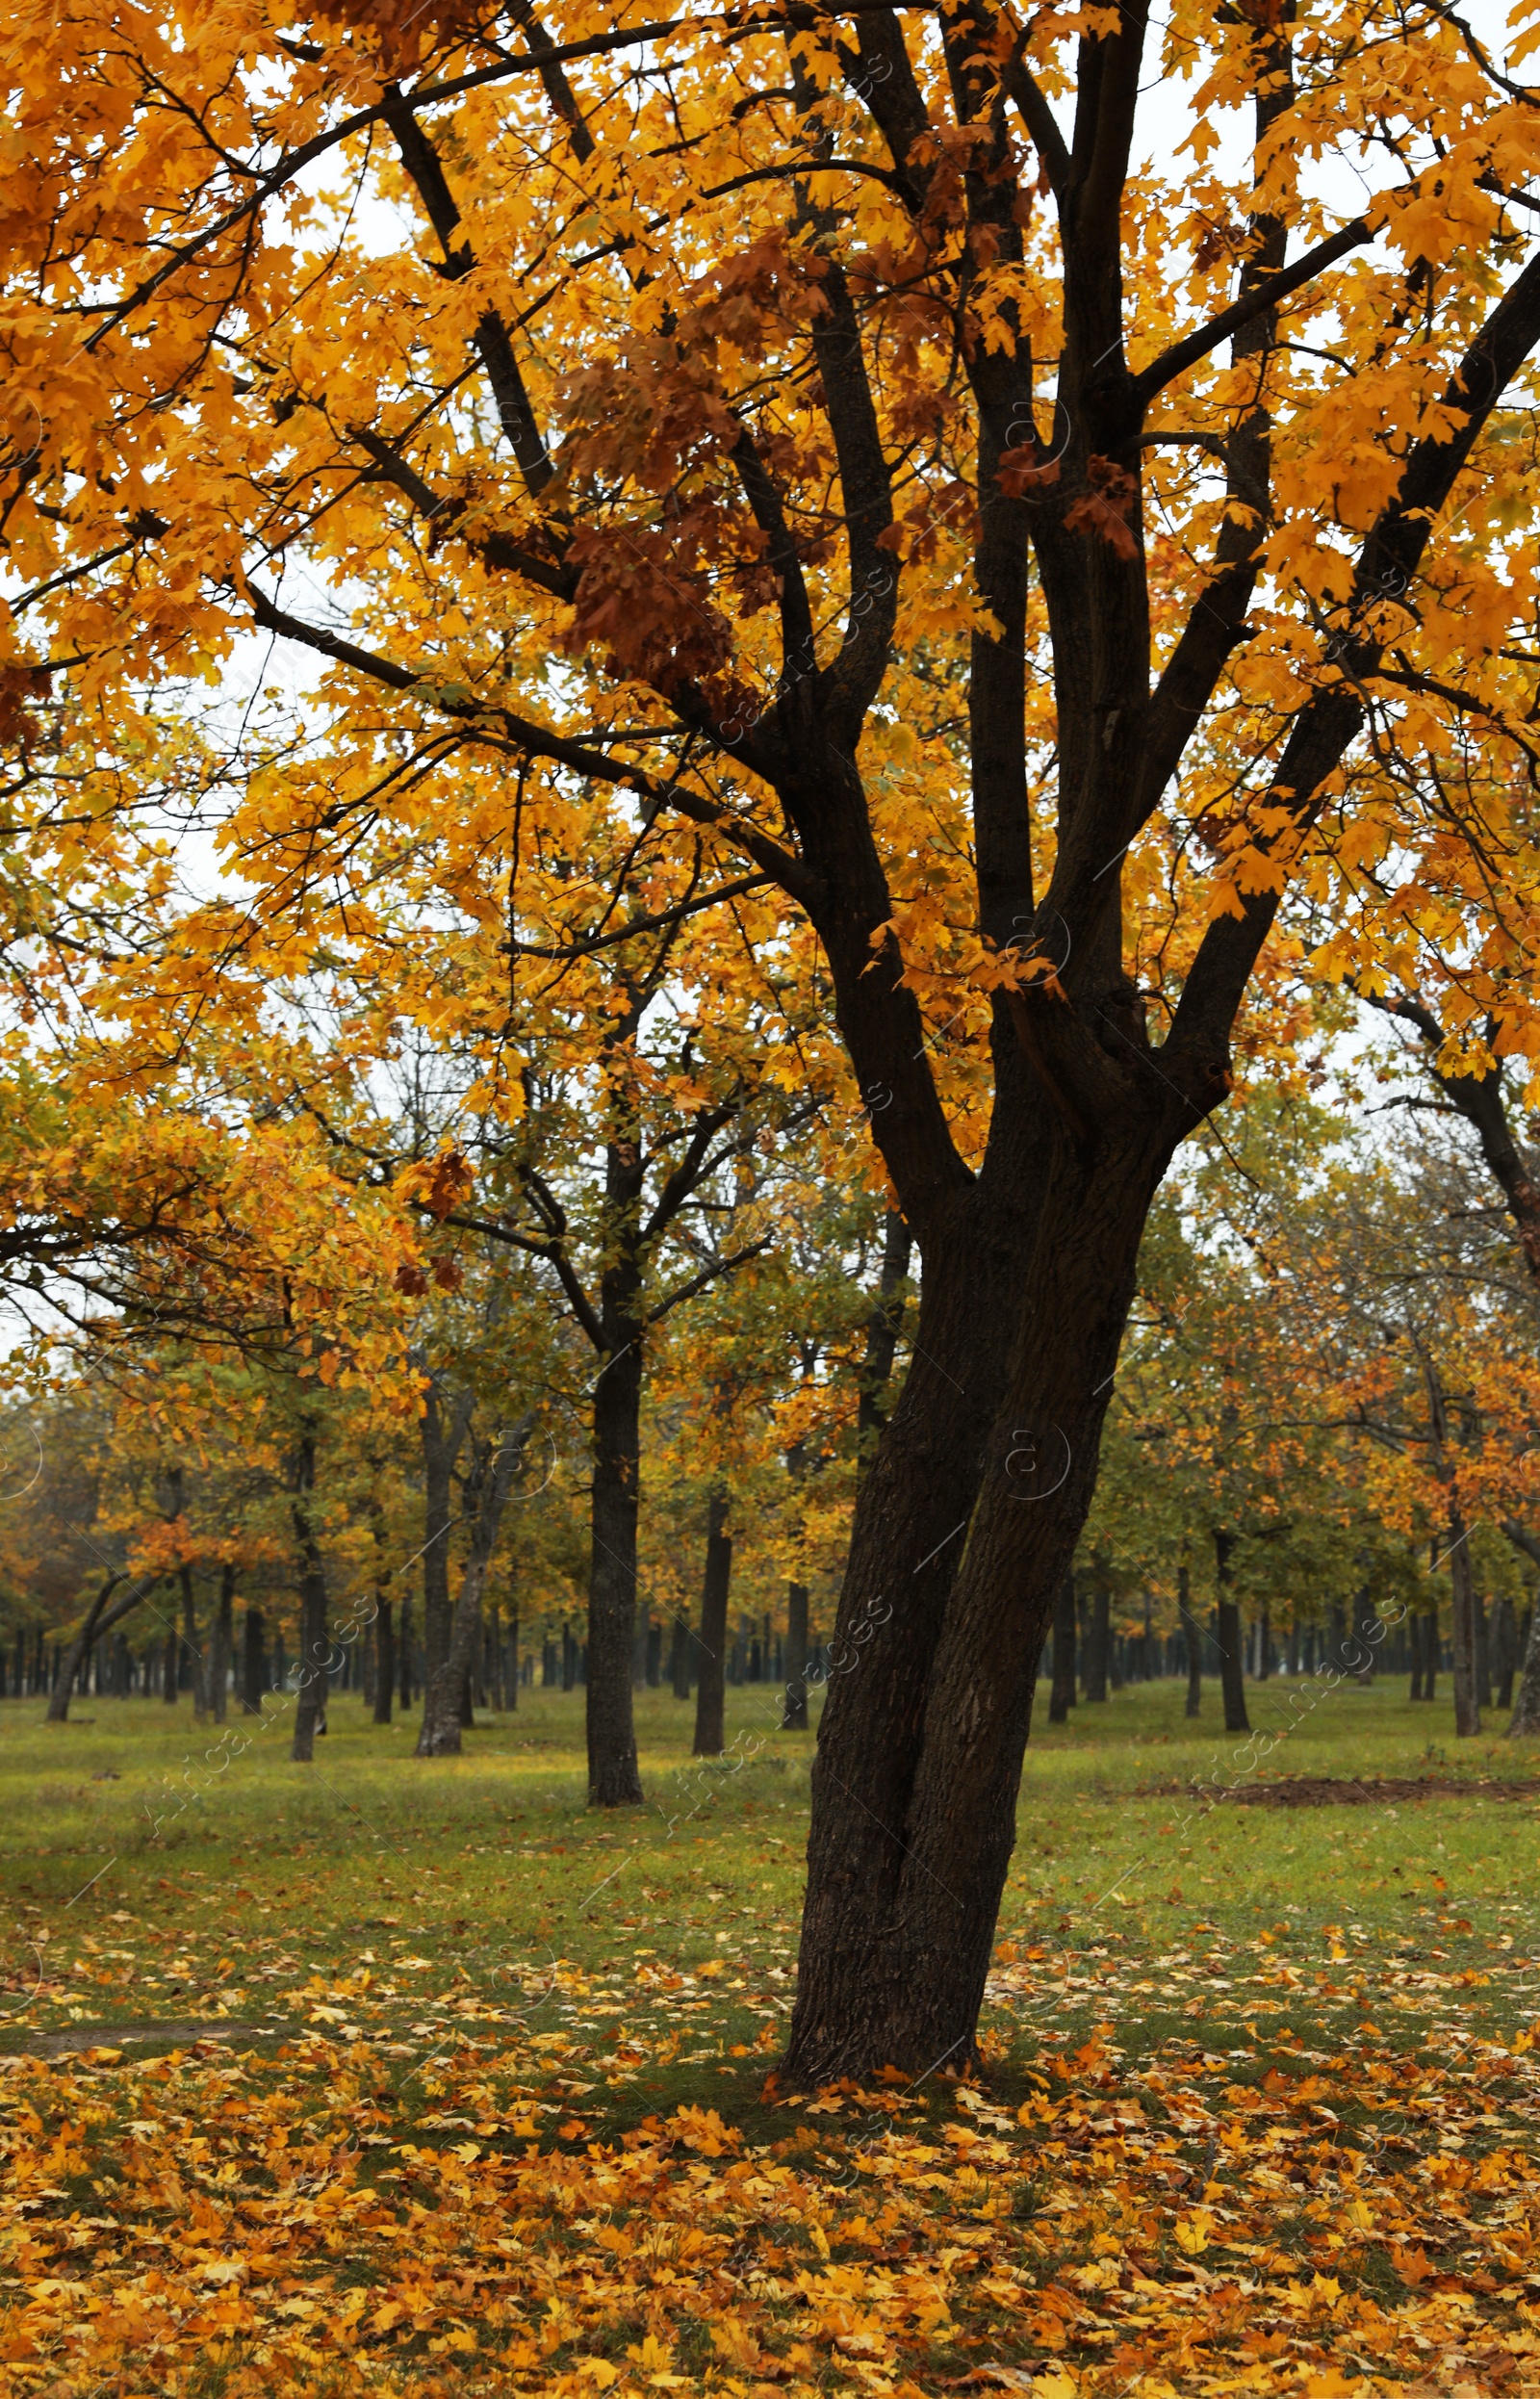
[3,1666,1537,2086]
[5,1670,1540,2396]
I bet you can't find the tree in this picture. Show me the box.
[11,0,1540,2073]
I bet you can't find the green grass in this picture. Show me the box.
[3,1668,1538,2121]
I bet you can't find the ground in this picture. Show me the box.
[2,1671,1538,2396]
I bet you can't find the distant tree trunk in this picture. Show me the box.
[241,1607,265,1715]
[421,1380,472,1695]
[670,1610,690,1700]
[1084,1558,1110,1702]
[1409,1607,1425,1699]
[782,1579,809,1732]
[163,1628,179,1703]
[587,1314,646,1804]
[1180,1562,1201,1717]
[290,1433,331,1762]
[692,1489,732,1758]
[1257,1600,1271,1681]
[373,1596,395,1725]
[1475,1592,1493,1712]
[398,1594,414,1710]
[1048,1567,1076,1723]
[1496,1597,1517,1711]
[1423,1603,1439,1702]
[180,1564,208,1721]
[1215,1532,1249,1734]
[1448,1506,1480,1738]
[1507,1589,1540,1736]
[211,1562,235,1725]
[47,1573,146,1724]
[418,1428,524,1757]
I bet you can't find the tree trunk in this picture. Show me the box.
[1423,1603,1439,1702]
[417,1429,522,1757]
[587,1327,645,1804]
[1047,1565,1076,1723]
[670,1609,690,1700]
[692,1489,732,1757]
[784,1122,1170,2085]
[1475,1592,1493,1712]
[163,1629,179,1703]
[180,1564,207,1721]
[291,1434,330,1762]
[1409,1606,1424,1699]
[211,1562,235,1725]
[782,1579,808,1731]
[373,1595,395,1725]
[1084,1558,1110,1702]
[1215,1532,1249,1734]
[1497,1596,1517,1711]
[398,1594,413,1710]
[47,1573,146,1724]
[1180,1561,1201,1717]
[857,1206,913,1462]
[1448,1506,1480,1737]
[421,1380,472,1693]
[241,1607,265,1715]
[1507,1587,1540,1736]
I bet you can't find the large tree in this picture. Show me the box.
[9,0,1540,2075]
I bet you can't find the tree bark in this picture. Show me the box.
[1423,1603,1439,1702]
[291,1433,330,1762]
[587,1320,645,1803]
[1409,1606,1424,1699]
[782,1578,809,1732]
[1476,1591,1493,1712]
[857,1206,913,1462]
[1047,1565,1076,1723]
[692,1489,732,1757]
[1497,1596,1517,1712]
[1215,1532,1249,1735]
[398,1593,414,1710]
[1448,1506,1480,1738]
[373,1596,395,1724]
[417,1428,523,1756]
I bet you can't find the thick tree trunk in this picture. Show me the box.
[586,1327,645,1804]
[692,1489,732,1757]
[784,1122,1168,2084]
[418,1430,522,1757]
[782,1579,808,1731]
[1448,1507,1480,1738]
[373,1596,395,1724]
[1215,1533,1249,1735]
[291,1436,330,1762]
[1048,1566,1076,1722]
[241,1606,265,1715]
[1084,1558,1110,1702]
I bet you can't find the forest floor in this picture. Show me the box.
[2,1674,1538,2396]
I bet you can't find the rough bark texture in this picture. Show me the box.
[587,1327,645,1804]
[1084,1558,1111,1703]
[1048,1566,1076,1723]
[782,1580,809,1732]
[692,1490,732,1758]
